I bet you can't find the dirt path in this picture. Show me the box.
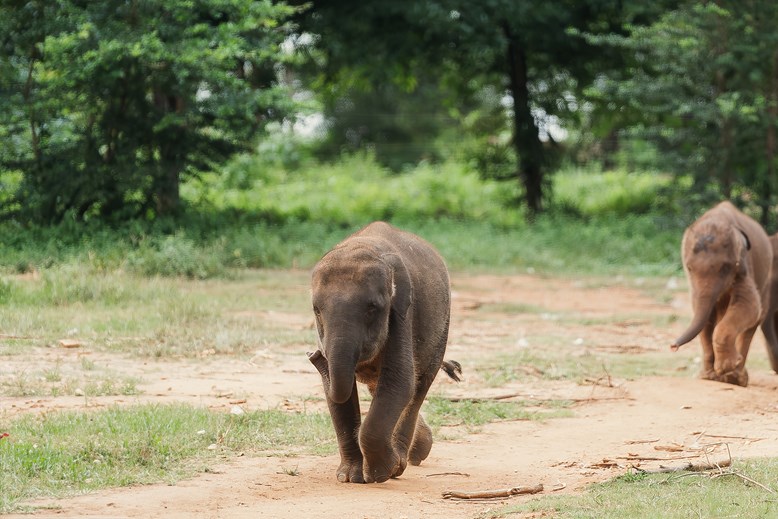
[4,272,778,518]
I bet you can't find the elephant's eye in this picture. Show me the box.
[366,301,380,315]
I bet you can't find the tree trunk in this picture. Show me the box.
[153,90,185,215]
[764,49,778,229]
[503,23,544,218]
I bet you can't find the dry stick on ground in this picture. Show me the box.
[441,394,632,404]
[442,483,544,500]
[425,472,470,478]
[632,457,732,474]
[712,471,777,494]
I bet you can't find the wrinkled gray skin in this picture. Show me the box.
[308,222,451,484]
[671,201,772,386]
[759,234,778,373]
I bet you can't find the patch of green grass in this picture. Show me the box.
[424,396,573,434]
[0,404,335,513]
[478,302,547,314]
[0,270,316,359]
[487,459,778,518]
[0,369,142,398]
[475,348,679,387]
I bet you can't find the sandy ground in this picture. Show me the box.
[3,272,778,518]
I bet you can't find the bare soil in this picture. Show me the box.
[3,272,778,519]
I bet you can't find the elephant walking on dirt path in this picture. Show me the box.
[308,222,459,483]
[759,233,778,374]
[671,201,772,386]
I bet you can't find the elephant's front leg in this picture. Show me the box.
[699,318,717,380]
[359,368,414,483]
[712,287,760,385]
[721,325,756,386]
[325,383,365,482]
[308,351,364,483]
[392,372,437,477]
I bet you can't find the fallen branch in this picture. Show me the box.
[698,433,765,442]
[617,454,702,462]
[442,393,525,402]
[442,483,543,500]
[440,394,631,404]
[633,457,732,474]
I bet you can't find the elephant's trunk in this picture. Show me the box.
[308,343,358,404]
[671,284,723,350]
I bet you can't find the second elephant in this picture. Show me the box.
[759,233,778,373]
[671,201,772,386]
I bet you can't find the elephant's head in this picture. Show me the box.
[310,244,411,404]
[671,220,751,349]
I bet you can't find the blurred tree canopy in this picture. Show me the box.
[585,0,778,224]
[294,0,676,216]
[0,0,297,222]
[2,1,778,224]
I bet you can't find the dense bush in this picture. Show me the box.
[0,154,686,278]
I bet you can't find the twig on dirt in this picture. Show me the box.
[617,454,703,462]
[634,457,732,474]
[442,483,543,500]
[442,393,525,402]
[0,334,37,340]
[550,482,567,492]
[625,439,660,445]
[440,394,632,404]
[425,472,470,478]
[590,363,614,388]
[698,433,765,442]
[713,471,777,494]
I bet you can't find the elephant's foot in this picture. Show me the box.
[336,458,365,483]
[699,368,717,381]
[716,368,749,387]
[362,444,400,483]
[701,367,749,387]
[408,419,433,466]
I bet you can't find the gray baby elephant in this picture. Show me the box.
[308,221,459,484]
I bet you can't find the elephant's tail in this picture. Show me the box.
[441,359,462,382]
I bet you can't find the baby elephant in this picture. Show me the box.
[308,221,455,483]
[759,233,778,374]
[671,201,772,386]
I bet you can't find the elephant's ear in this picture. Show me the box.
[382,253,412,318]
[737,228,751,250]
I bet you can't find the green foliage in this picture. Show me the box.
[0,155,683,278]
[295,0,674,214]
[0,404,334,513]
[0,0,299,222]
[552,169,673,217]
[193,153,521,226]
[584,1,778,223]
